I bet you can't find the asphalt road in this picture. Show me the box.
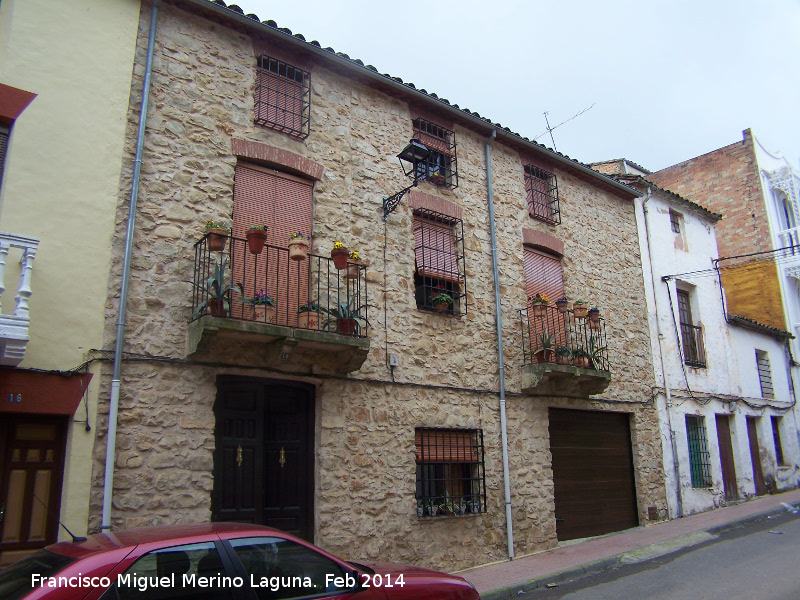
[521,510,800,600]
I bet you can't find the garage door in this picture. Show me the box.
[549,408,638,541]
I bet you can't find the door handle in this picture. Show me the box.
[279,447,286,468]
[236,445,243,468]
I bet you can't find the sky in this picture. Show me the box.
[225,0,800,173]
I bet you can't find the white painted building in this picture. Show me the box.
[593,158,800,519]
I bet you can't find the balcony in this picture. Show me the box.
[187,234,369,374]
[680,322,706,368]
[519,303,611,396]
[0,233,38,366]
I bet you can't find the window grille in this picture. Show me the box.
[678,289,706,368]
[412,118,457,188]
[524,165,560,224]
[254,55,311,139]
[413,209,467,315]
[756,350,774,398]
[0,126,8,190]
[415,428,486,517]
[685,415,712,488]
[670,209,682,234]
[771,416,785,466]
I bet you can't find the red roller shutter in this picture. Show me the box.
[414,215,462,283]
[524,246,564,301]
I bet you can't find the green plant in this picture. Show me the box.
[289,231,310,241]
[204,219,230,232]
[247,224,266,232]
[535,330,556,350]
[297,301,322,314]
[192,256,242,318]
[555,345,572,359]
[322,297,369,331]
[237,289,275,308]
[587,335,607,363]
[430,289,453,305]
[573,299,587,306]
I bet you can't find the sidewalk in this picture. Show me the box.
[459,489,800,600]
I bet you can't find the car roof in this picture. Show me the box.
[46,522,285,559]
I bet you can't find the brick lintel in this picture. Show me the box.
[231,138,325,181]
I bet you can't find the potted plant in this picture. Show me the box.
[417,499,425,518]
[297,301,323,329]
[555,345,572,365]
[322,297,368,336]
[467,498,482,514]
[572,299,588,319]
[588,335,607,369]
[534,330,556,363]
[572,347,593,369]
[288,232,311,261]
[331,241,349,269]
[555,296,569,313]
[237,289,276,323]
[191,256,242,318]
[204,219,230,252]
[429,169,446,185]
[430,288,453,313]
[588,306,601,324]
[529,293,550,318]
[425,498,439,517]
[346,249,365,279]
[246,224,268,254]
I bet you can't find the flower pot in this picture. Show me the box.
[430,173,446,185]
[555,300,569,313]
[531,303,547,318]
[337,318,359,335]
[433,302,450,313]
[252,305,276,323]
[588,309,600,324]
[573,305,588,319]
[331,248,349,269]
[426,505,439,517]
[297,310,322,329]
[288,239,309,261]
[246,229,267,254]
[534,349,555,364]
[346,261,363,280]
[573,355,594,369]
[206,229,228,252]
[208,299,227,317]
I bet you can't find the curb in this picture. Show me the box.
[478,500,800,600]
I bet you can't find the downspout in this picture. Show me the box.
[641,187,683,518]
[101,0,160,531]
[485,130,514,559]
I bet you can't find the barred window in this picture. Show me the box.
[686,415,712,488]
[413,209,467,315]
[415,428,486,517]
[670,209,682,234]
[254,55,310,139]
[772,416,785,466]
[524,165,560,224]
[756,350,774,399]
[412,118,458,189]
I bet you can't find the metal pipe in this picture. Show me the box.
[101,0,160,530]
[485,129,514,559]
[641,187,683,518]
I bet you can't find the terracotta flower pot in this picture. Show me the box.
[346,261,364,280]
[531,303,548,318]
[337,318,359,335]
[534,349,555,364]
[297,310,322,329]
[331,248,349,269]
[206,228,228,252]
[433,302,449,313]
[555,300,569,313]
[208,299,226,317]
[573,305,588,319]
[246,229,267,254]
[588,309,600,324]
[288,239,309,261]
[252,305,276,323]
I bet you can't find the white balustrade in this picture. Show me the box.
[0,232,39,365]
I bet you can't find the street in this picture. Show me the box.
[520,510,800,600]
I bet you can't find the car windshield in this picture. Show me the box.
[0,549,76,600]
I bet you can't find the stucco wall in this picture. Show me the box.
[89,1,665,570]
[0,0,141,536]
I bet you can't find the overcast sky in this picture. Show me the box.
[226,0,800,173]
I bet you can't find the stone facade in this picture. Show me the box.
[90,0,665,571]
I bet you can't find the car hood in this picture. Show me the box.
[358,562,480,599]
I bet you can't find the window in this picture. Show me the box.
[412,118,457,188]
[677,289,705,367]
[413,209,467,315]
[415,428,486,517]
[756,350,774,398]
[524,165,560,224]
[685,415,712,488]
[524,246,564,302]
[254,55,310,139]
[771,416,785,466]
[669,209,682,234]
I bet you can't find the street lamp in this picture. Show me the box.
[383,139,430,220]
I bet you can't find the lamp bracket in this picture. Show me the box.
[382,182,417,221]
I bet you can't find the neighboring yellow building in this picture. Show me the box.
[0,0,140,565]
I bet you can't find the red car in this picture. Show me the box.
[0,522,480,600]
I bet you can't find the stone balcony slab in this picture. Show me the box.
[521,362,612,397]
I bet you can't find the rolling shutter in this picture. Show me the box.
[524,246,564,301]
[415,429,479,463]
[414,214,462,283]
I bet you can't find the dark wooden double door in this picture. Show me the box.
[212,377,314,541]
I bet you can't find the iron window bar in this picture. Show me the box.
[413,208,467,316]
[680,322,706,368]
[685,415,712,488]
[254,55,311,139]
[412,118,458,189]
[524,165,560,225]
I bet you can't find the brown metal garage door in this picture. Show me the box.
[549,408,638,541]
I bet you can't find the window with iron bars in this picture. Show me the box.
[413,209,467,315]
[772,416,785,466]
[254,55,311,139]
[412,118,458,189]
[685,415,712,488]
[524,165,560,224]
[415,428,486,517]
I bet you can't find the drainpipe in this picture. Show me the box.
[641,187,683,518]
[485,130,514,559]
[101,0,160,531]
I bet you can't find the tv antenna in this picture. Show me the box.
[535,103,595,151]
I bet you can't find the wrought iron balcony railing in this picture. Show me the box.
[190,233,368,337]
[680,322,706,368]
[519,303,610,371]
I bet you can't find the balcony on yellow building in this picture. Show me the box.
[0,232,38,366]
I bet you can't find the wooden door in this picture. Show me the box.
[715,415,739,502]
[746,417,767,496]
[0,415,67,567]
[213,377,315,541]
[549,408,638,541]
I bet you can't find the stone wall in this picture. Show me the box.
[90,0,665,571]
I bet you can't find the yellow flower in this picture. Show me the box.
[349,250,360,260]
[333,241,345,250]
